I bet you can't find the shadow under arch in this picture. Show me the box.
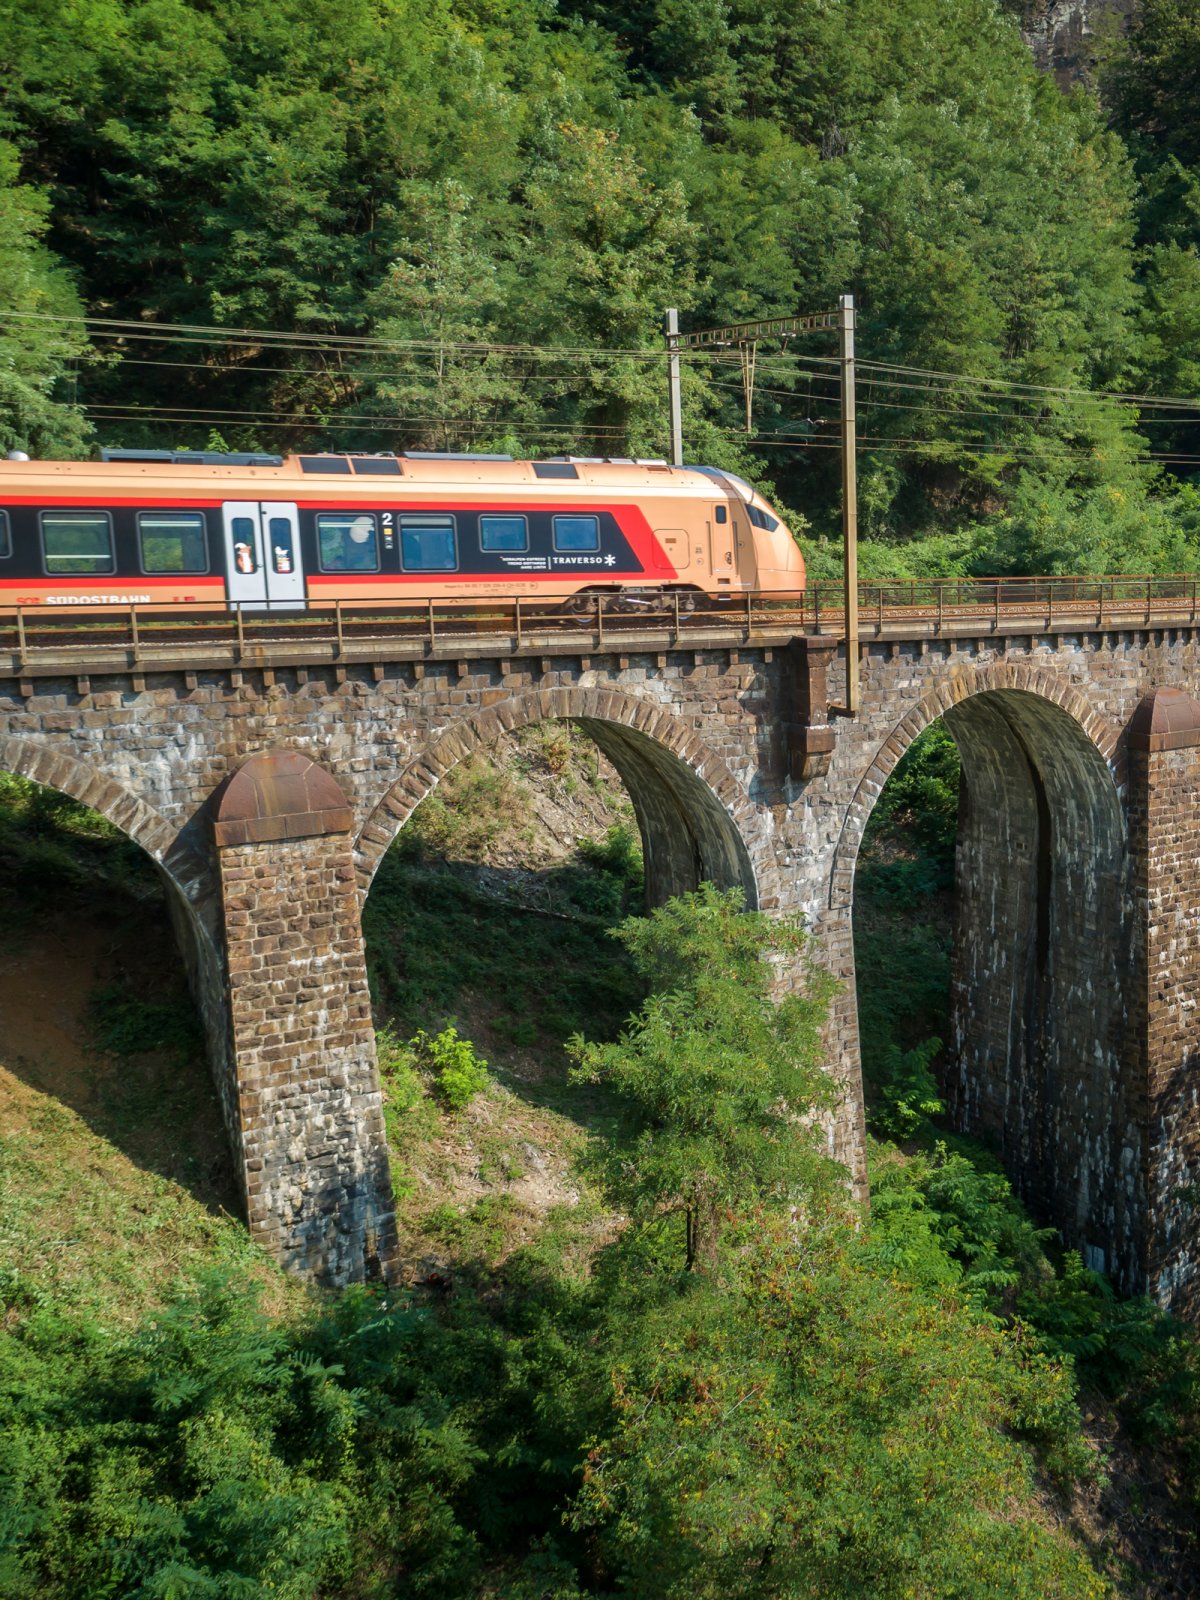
[832,666,1140,1288]
[0,735,225,1053]
[829,664,1122,909]
[0,735,237,1212]
[0,732,212,914]
[355,686,763,908]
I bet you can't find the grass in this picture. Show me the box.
[87,981,205,1061]
[375,1008,617,1275]
[0,1079,300,1326]
[365,861,644,1063]
[363,728,645,1097]
[0,773,157,927]
[361,730,648,1276]
[0,734,640,1318]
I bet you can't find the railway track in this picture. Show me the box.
[2,575,1199,678]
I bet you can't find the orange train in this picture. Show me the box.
[0,448,806,611]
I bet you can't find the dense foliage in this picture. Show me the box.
[569,885,837,1268]
[1,0,1199,569]
[1,885,1112,1598]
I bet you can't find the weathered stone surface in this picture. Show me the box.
[3,628,1200,1305]
[1020,0,1136,89]
[211,748,355,845]
[1128,714,1200,1317]
[214,782,399,1286]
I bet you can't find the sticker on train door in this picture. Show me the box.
[260,503,304,609]
[222,502,305,610]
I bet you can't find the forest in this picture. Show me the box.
[5,0,1200,1595]
[2,0,1200,576]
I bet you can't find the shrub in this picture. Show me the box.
[413,1025,490,1112]
[867,1035,945,1139]
[376,1024,424,1120]
[402,758,524,862]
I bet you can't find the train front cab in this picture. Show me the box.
[690,467,805,602]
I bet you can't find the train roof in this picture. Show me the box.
[0,450,760,500]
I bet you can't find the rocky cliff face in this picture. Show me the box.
[1018,0,1137,86]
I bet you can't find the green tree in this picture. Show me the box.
[570,1217,1101,1600]
[569,884,838,1271]
[357,179,536,452]
[1105,0,1200,476]
[0,140,91,457]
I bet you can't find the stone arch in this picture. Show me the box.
[355,685,767,908]
[0,733,225,1100]
[0,732,209,908]
[830,660,1137,1285]
[829,661,1122,910]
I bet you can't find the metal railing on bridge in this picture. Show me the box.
[1,574,1198,677]
[808,572,1200,633]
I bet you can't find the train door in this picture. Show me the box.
[222,501,305,610]
[708,502,735,587]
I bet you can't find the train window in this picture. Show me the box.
[553,514,600,552]
[231,516,259,573]
[533,462,578,479]
[317,513,380,572]
[0,511,9,559]
[268,517,295,575]
[400,515,457,571]
[299,456,352,474]
[479,514,528,552]
[745,505,780,531]
[137,511,208,573]
[41,511,115,574]
[714,505,727,524]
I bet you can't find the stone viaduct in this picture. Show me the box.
[4,609,1200,1313]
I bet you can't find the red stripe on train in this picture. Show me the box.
[0,576,225,589]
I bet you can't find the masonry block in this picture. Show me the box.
[10,632,1200,1314]
[212,750,400,1287]
[1127,688,1200,1315]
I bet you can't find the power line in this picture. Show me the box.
[83,400,631,427]
[83,412,636,441]
[12,305,1200,410]
[860,359,1200,411]
[1,309,682,362]
[16,306,1200,458]
[762,437,1200,467]
[99,355,609,384]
